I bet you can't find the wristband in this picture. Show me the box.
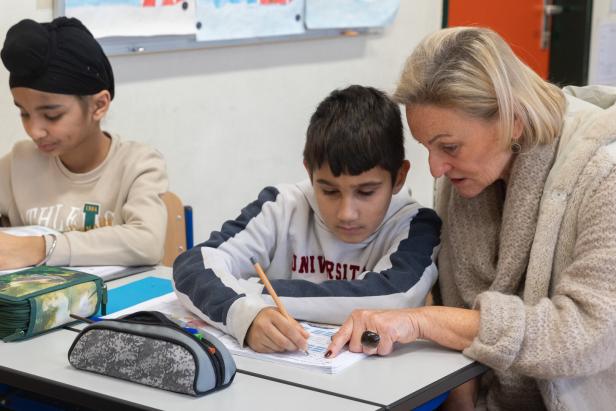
[35,233,57,267]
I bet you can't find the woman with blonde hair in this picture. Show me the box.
[327,27,616,410]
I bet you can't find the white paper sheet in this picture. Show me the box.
[1,225,60,237]
[594,22,616,85]
[65,0,197,38]
[195,0,305,42]
[108,293,366,374]
[305,0,399,29]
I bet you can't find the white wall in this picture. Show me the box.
[588,0,616,85]
[0,1,440,242]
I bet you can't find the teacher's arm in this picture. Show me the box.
[327,305,479,357]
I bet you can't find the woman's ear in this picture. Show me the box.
[90,90,111,121]
[392,160,411,194]
[513,115,524,142]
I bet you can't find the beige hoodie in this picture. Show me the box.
[0,134,168,266]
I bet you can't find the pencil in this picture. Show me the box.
[250,256,308,355]
[250,256,292,319]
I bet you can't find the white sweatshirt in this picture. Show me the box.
[173,180,441,344]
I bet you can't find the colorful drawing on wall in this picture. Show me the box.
[195,0,305,42]
[65,0,197,38]
[305,0,399,30]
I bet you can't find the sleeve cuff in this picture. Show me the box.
[45,234,70,266]
[227,295,272,347]
[463,291,526,371]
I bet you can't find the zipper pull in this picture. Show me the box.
[101,284,108,316]
[2,329,25,342]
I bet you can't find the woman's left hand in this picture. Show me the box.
[0,232,45,269]
[326,308,422,358]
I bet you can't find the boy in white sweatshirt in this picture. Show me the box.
[174,85,441,353]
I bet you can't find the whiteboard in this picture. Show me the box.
[54,0,400,55]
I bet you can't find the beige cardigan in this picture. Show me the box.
[435,86,616,410]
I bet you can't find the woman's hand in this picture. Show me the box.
[326,308,423,358]
[326,306,480,358]
[245,307,309,353]
[0,233,45,269]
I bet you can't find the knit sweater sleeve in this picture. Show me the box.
[464,166,616,379]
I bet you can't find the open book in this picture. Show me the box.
[0,226,151,280]
[108,293,366,374]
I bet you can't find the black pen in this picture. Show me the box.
[70,313,99,324]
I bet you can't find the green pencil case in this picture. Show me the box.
[0,266,106,342]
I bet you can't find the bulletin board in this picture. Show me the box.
[53,0,400,55]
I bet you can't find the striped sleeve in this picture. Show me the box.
[267,208,441,325]
[173,186,280,344]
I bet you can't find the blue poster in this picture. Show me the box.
[195,0,305,42]
[305,0,399,29]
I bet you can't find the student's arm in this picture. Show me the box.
[267,208,441,325]
[173,186,306,349]
[0,152,12,222]
[47,148,168,267]
[0,152,46,269]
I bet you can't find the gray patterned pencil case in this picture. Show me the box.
[67,311,236,396]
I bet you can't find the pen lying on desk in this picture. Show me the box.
[70,313,101,324]
[250,256,309,356]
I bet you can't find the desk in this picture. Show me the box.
[0,266,487,411]
[0,329,375,411]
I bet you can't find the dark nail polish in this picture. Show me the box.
[324,350,332,358]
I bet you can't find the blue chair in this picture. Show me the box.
[184,205,194,250]
[413,391,449,411]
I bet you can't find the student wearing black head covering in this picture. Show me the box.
[0,17,169,269]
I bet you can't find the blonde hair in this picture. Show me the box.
[394,27,566,147]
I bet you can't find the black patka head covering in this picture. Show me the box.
[1,17,114,99]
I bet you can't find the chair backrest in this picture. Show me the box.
[161,192,187,267]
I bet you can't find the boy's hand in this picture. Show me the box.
[246,307,309,353]
[0,233,45,269]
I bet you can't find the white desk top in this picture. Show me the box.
[235,340,481,407]
[0,329,376,411]
[0,266,486,410]
[120,267,486,409]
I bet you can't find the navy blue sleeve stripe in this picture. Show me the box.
[173,186,280,324]
[267,207,441,298]
[200,186,280,249]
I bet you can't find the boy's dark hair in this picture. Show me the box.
[303,85,404,183]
